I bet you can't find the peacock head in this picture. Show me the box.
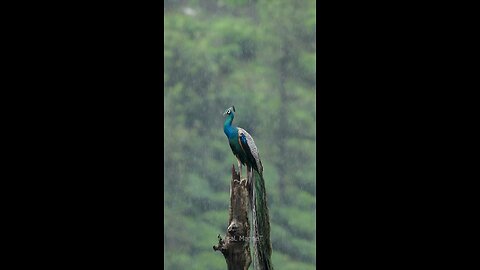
[223,106,236,117]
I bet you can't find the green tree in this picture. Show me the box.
[164,0,316,268]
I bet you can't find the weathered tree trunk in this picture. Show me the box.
[213,165,252,270]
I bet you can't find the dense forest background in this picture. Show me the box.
[164,0,316,269]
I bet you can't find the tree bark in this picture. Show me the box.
[213,165,252,270]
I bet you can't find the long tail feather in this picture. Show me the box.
[251,171,273,270]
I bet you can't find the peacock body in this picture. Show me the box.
[223,106,272,270]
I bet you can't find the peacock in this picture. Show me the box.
[223,105,273,270]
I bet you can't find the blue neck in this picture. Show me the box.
[224,114,237,138]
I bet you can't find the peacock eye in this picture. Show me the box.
[227,110,231,114]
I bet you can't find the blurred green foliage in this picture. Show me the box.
[164,0,316,268]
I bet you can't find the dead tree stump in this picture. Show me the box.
[213,165,252,270]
